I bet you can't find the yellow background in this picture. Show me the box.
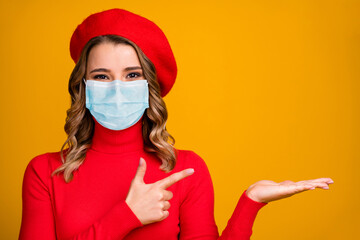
[1,0,359,239]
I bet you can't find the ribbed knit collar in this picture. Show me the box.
[90,116,145,154]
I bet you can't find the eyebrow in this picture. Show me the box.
[89,66,142,73]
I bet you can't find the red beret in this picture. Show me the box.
[70,8,177,97]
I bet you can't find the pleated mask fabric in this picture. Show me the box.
[84,79,149,130]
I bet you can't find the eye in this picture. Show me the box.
[126,72,142,79]
[93,74,109,80]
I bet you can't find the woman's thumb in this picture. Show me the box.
[134,157,147,183]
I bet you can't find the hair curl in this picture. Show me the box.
[52,35,177,183]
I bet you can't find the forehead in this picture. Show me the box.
[87,42,141,70]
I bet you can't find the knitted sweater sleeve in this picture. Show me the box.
[19,154,142,240]
[178,151,267,240]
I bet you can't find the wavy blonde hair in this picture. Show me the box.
[52,35,177,183]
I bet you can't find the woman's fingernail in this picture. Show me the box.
[323,186,329,189]
[310,187,315,190]
[328,180,334,184]
[186,168,195,174]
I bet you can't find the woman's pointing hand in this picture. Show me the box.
[245,178,334,203]
[125,157,195,225]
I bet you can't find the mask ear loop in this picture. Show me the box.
[82,77,86,85]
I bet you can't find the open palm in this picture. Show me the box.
[245,178,334,203]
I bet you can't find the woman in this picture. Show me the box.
[19,8,334,240]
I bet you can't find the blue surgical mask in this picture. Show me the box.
[83,78,149,130]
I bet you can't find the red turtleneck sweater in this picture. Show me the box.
[19,117,267,240]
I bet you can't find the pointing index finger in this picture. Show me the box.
[157,168,195,189]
